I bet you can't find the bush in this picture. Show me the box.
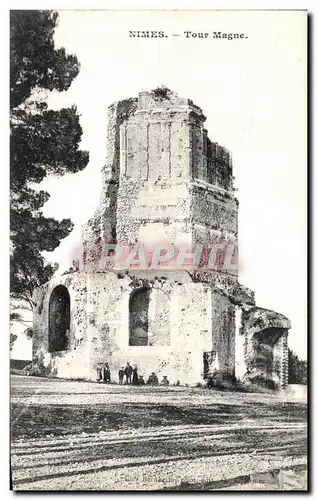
[22,363,41,376]
[288,349,307,384]
[22,360,57,378]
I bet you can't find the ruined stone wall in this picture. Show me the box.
[32,272,90,379]
[206,140,233,190]
[240,307,290,388]
[190,184,238,239]
[280,332,289,388]
[116,92,194,246]
[149,287,170,346]
[212,292,236,376]
[81,89,238,269]
[99,98,139,243]
[273,331,289,388]
[32,88,292,390]
[82,270,214,385]
[234,306,247,379]
[119,90,196,183]
[81,98,138,252]
[33,268,239,385]
[174,279,212,383]
[113,89,237,252]
[116,178,191,246]
[190,121,232,191]
[78,90,240,384]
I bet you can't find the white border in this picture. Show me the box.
[2,2,313,499]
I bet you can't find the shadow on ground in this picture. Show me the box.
[11,400,306,440]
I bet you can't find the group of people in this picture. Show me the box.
[118,362,139,385]
[96,363,111,383]
[96,362,169,386]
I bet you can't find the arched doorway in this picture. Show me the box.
[48,285,70,352]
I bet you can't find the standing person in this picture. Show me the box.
[103,363,111,383]
[132,365,139,385]
[96,363,102,383]
[118,366,124,385]
[124,362,133,384]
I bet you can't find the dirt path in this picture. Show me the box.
[11,376,307,491]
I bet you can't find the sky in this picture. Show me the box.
[11,9,307,360]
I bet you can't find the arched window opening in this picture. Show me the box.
[48,285,70,353]
[129,288,150,346]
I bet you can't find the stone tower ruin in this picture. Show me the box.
[32,88,290,388]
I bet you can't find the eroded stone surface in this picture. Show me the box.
[33,88,290,387]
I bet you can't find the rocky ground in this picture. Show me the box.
[11,375,308,491]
